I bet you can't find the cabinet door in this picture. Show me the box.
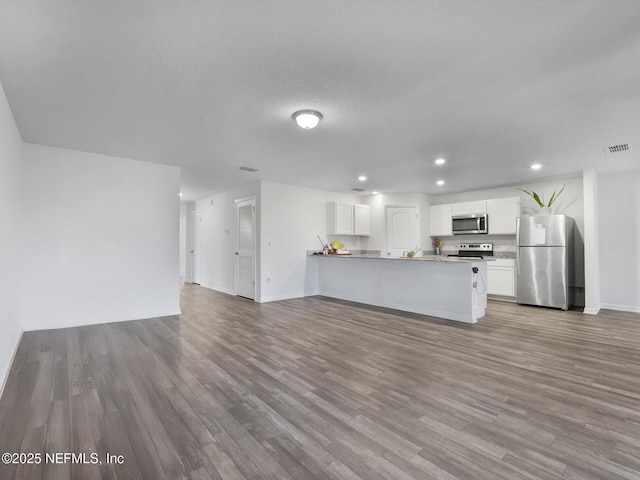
[487,259,516,296]
[354,204,370,236]
[487,197,520,235]
[327,201,353,235]
[335,203,354,234]
[452,201,487,216]
[429,204,452,236]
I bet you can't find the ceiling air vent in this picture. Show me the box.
[239,166,259,172]
[604,143,631,154]
[351,188,366,192]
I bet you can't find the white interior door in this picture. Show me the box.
[235,197,256,300]
[190,211,202,284]
[385,206,418,257]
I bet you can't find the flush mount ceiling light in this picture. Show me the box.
[437,180,445,186]
[358,175,367,181]
[530,163,542,170]
[292,109,322,129]
[372,191,379,195]
[435,158,446,165]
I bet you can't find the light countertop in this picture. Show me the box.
[309,252,489,262]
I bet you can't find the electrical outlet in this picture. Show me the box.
[267,240,273,246]
[266,276,271,284]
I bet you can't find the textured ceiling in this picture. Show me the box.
[0,0,639,201]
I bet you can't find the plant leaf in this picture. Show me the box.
[531,191,544,208]
[547,184,565,207]
[517,188,545,208]
[516,188,544,207]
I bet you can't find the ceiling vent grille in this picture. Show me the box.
[604,143,631,154]
[239,166,259,172]
[351,188,366,192]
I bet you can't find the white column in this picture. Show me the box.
[583,169,600,314]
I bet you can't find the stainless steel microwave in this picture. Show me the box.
[452,214,488,235]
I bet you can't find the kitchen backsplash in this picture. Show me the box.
[433,235,517,255]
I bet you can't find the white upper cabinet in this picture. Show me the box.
[487,197,520,235]
[354,204,371,236]
[429,204,453,237]
[451,200,487,216]
[327,201,370,236]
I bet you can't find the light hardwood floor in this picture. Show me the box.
[1,284,640,479]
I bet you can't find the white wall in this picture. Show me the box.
[194,182,261,296]
[0,81,24,393]
[583,169,601,314]
[360,192,431,255]
[599,169,640,312]
[179,203,187,277]
[260,181,362,302]
[20,144,181,330]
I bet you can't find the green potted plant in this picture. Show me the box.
[518,184,565,213]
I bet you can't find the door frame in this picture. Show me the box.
[234,196,257,300]
[384,204,419,257]
[189,210,202,284]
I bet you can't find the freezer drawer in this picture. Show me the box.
[516,246,568,309]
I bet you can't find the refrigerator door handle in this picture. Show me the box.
[516,248,520,276]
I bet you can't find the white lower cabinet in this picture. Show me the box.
[487,259,516,297]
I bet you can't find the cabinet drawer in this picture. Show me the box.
[489,258,515,267]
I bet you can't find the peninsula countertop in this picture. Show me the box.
[308,252,492,262]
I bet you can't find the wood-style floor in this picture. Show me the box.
[2,285,640,480]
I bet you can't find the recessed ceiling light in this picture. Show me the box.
[435,158,446,165]
[531,163,542,170]
[179,192,183,197]
[436,180,445,186]
[292,109,322,129]
[358,175,367,181]
[372,191,379,195]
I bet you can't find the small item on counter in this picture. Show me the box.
[405,247,421,258]
[432,239,443,255]
[330,240,344,251]
[329,240,351,255]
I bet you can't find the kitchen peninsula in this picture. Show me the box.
[313,254,488,323]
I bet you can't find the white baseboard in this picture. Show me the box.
[258,292,307,303]
[0,328,23,400]
[487,295,517,303]
[600,303,640,314]
[201,284,236,296]
[583,307,601,315]
[22,308,183,332]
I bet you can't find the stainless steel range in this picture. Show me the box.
[447,243,494,259]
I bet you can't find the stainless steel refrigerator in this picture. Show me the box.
[516,214,574,310]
